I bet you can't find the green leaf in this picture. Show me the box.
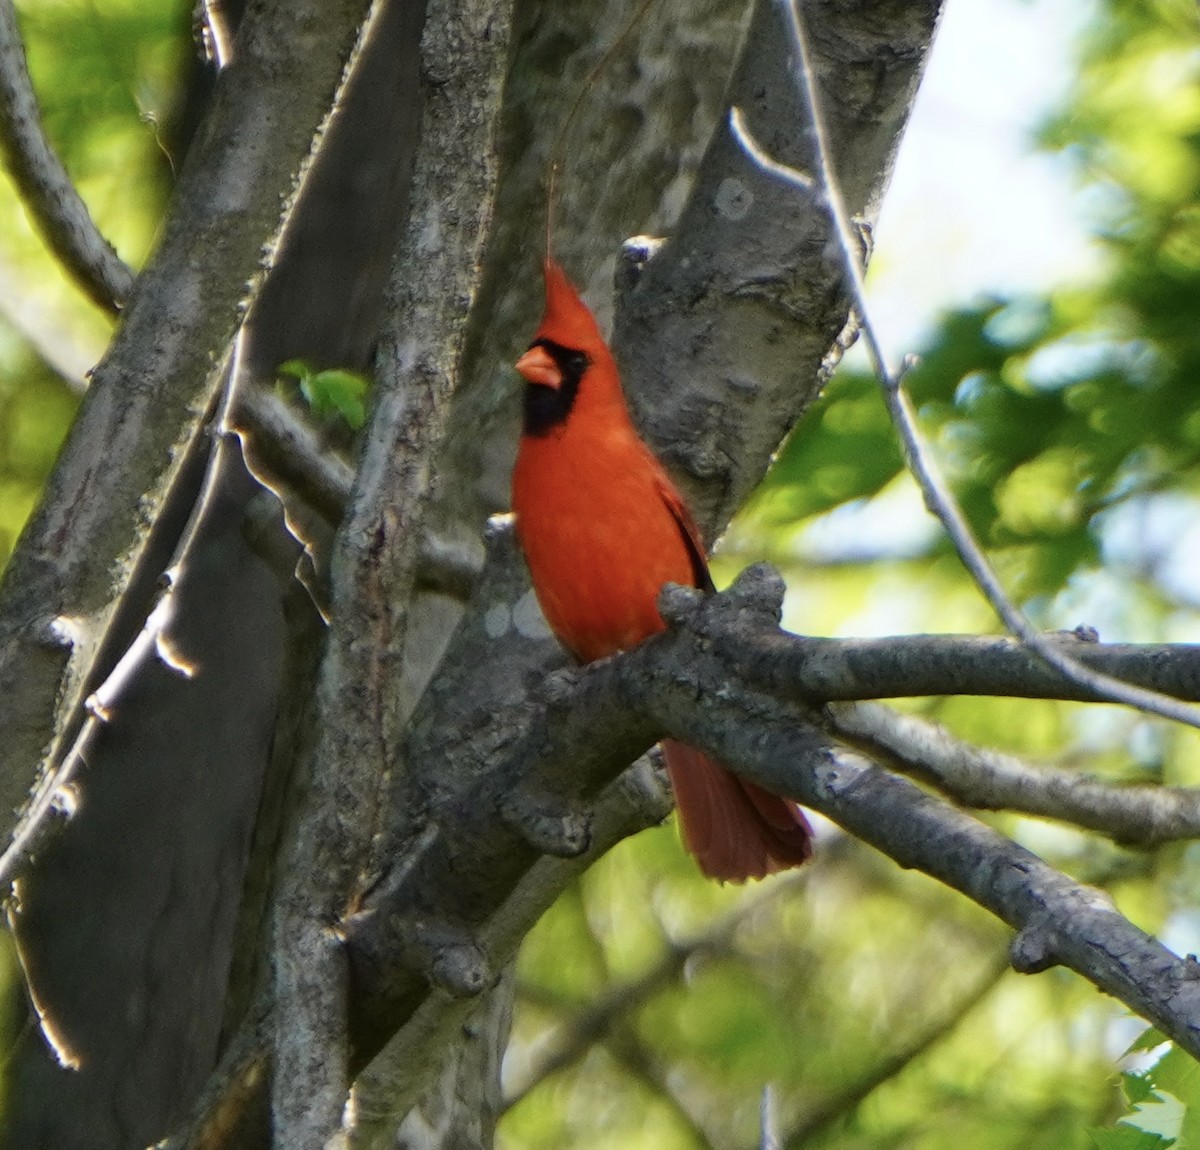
[1148,1048,1200,1149]
[308,369,369,429]
[276,360,371,429]
[747,369,904,525]
[277,359,311,382]
[1120,1092,1185,1141]
[1126,1073,1160,1106]
[1088,1127,1174,1150]
[1126,1029,1169,1057]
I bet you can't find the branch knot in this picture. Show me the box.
[725,562,786,623]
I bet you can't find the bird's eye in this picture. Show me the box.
[564,351,588,378]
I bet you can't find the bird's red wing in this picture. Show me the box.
[652,469,715,594]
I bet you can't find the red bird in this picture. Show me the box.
[512,259,813,882]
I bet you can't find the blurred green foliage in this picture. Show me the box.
[4,0,1200,1146]
[0,0,181,572]
[741,0,1200,626]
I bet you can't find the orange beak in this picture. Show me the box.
[515,345,562,389]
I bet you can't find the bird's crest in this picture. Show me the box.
[532,259,607,356]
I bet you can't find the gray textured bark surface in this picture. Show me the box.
[614,0,931,528]
[269,0,514,1145]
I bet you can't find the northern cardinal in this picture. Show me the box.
[512,259,813,881]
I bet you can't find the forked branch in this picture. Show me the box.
[731,0,1200,731]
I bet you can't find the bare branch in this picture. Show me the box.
[503,874,807,1108]
[234,386,355,525]
[610,0,942,534]
[830,701,1200,846]
[0,0,134,312]
[734,0,1200,732]
[268,0,513,1141]
[782,956,1008,1146]
[345,758,675,1148]
[654,596,1200,706]
[344,545,1200,1067]
[637,574,1200,1057]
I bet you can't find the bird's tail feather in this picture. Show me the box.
[662,740,813,883]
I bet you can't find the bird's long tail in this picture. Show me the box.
[663,741,813,882]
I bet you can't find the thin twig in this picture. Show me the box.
[200,0,236,68]
[782,955,1008,1146]
[0,4,249,892]
[830,701,1200,846]
[0,0,134,312]
[504,873,807,1108]
[729,0,1200,733]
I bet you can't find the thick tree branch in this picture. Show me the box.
[180,545,1200,1138]
[345,544,1200,1069]
[613,0,941,532]
[641,574,1200,1059]
[669,614,1200,706]
[268,1,512,1143]
[343,763,673,1147]
[520,555,1200,708]
[234,388,356,526]
[0,0,134,313]
[830,702,1200,846]
[0,0,379,850]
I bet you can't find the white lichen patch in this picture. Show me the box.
[484,603,511,639]
[512,590,552,640]
[715,176,753,221]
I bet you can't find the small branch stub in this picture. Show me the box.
[498,791,594,859]
[725,562,786,622]
[1010,921,1062,976]
[657,582,703,627]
